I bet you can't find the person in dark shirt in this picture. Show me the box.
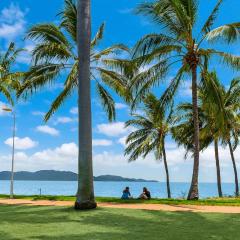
[138,187,151,200]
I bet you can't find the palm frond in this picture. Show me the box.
[44,81,74,121]
[135,1,184,37]
[44,62,77,121]
[19,64,64,96]
[59,0,77,41]
[92,44,128,61]
[97,67,132,102]
[102,58,138,78]
[91,23,105,48]
[32,43,72,64]
[199,48,240,70]
[96,82,116,122]
[26,24,70,47]
[132,33,181,59]
[160,64,189,109]
[131,59,170,108]
[206,22,240,43]
[126,117,152,129]
[0,85,14,105]
[201,0,223,35]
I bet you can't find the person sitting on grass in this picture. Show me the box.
[138,187,151,200]
[121,187,132,199]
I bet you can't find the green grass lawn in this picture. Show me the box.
[0,204,239,240]
[2,194,240,206]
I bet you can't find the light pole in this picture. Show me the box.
[2,107,16,199]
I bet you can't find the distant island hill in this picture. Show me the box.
[0,170,158,182]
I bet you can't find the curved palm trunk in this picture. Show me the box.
[75,0,96,210]
[228,141,239,197]
[162,139,171,199]
[214,139,223,197]
[188,66,200,200]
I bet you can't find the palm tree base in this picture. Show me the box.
[74,200,97,210]
[187,195,199,200]
[187,187,199,200]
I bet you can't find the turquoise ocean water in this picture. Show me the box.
[0,180,237,198]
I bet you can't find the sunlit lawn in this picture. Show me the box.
[0,204,240,240]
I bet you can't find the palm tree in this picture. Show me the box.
[19,0,127,122]
[201,73,240,197]
[18,0,128,209]
[132,0,240,199]
[18,0,128,210]
[220,77,240,196]
[172,101,224,197]
[0,42,23,105]
[198,72,225,197]
[172,72,225,197]
[0,42,23,200]
[172,72,240,197]
[75,0,96,209]
[228,140,239,196]
[125,94,172,198]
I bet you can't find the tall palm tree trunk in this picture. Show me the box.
[75,0,96,210]
[162,139,171,199]
[214,139,223,197]
[188,66,200,200]
[228,141,239,196]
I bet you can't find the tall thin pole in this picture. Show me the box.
[10,111,15,199]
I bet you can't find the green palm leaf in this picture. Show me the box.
[96,82,116,122]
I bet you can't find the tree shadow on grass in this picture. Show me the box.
[0,232,22,240]
[0,205,240,240]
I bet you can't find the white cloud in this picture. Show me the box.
[4,137,38,150]
[0,140,239,183]
[32,111,45,116]
[33,143,78,162]
[139,64,153,73]
[0,143,78,172]
[55,142,78,156]
[93,139,113,147]
[55,117,75,124]
[179,80,192,98]
[165,141,179,150]
[36,125,59,136]
[118,136,127,146]
[97,122,135,137]
[132,109,145,116]
[115,103,128,110]
[70,107,78,114]
[15,42,35,64]
[24,43,35,52]
[0,4,26,41]
[93,145,240,183]
[17,52,31,64]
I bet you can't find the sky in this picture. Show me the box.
[0,0,239,183]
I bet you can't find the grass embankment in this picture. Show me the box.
[1,194,240,206]
[0,204,239,240]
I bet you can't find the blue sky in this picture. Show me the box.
[0,0,239,182]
